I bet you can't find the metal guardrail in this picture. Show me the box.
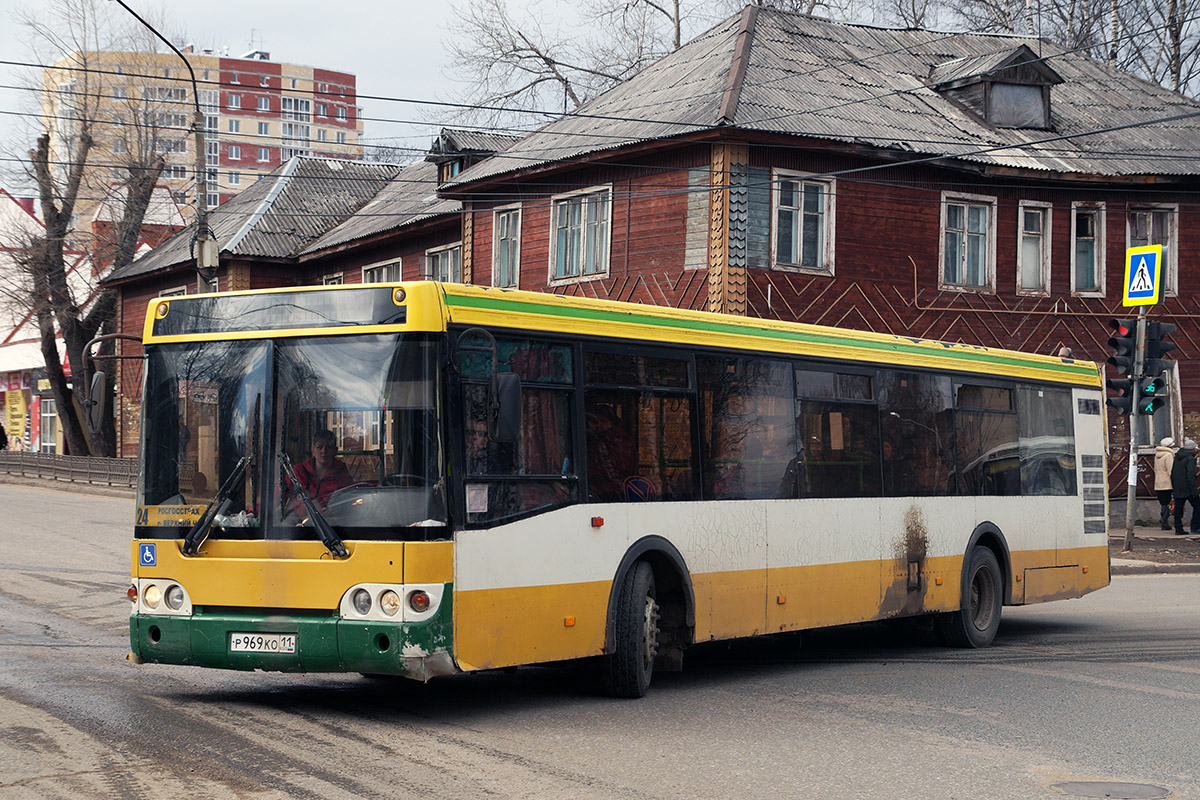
[0,452,137,488]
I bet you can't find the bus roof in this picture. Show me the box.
[142,282,1100,388]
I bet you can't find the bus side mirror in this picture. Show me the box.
[87,371,107,436]
[489,373,522,443]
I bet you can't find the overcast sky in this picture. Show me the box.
[0,0,517,193]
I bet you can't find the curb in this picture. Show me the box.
[1111,562,1200,575]
[0,475,135,499]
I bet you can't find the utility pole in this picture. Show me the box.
[1122,310,1148,552]
[111,0,218,291]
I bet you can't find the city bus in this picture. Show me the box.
[128,282,1109,697]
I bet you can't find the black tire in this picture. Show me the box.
[936,547,1003,648]
[602,562,659,698]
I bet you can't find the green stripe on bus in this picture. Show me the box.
[443,293,1098,380]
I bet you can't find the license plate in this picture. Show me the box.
[229,632,296,653]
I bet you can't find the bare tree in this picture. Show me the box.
[1,0,175,456]
[1116,0,1200,94]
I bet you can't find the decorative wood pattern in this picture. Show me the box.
[707,143,749,315]
[461,203,474,285]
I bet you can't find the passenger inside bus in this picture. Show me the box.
[288,429,353,511]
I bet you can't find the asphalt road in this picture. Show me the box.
[1,482,1198,800]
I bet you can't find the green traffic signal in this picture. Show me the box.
[1138,397,1165,415]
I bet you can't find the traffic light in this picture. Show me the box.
[1142,320,1178,377]
[1137,375,1168,415]
[1106,318,1137,377]
[1106,376,1135,415]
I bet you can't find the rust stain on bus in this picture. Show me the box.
[881,506,930,617]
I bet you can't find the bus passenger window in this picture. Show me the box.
[794,369,880,498]
[877,371,954,497]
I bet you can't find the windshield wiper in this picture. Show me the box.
[280,453,350,558]
[182,455,250,556]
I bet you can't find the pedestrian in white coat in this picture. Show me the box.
[1154,437,1177,530]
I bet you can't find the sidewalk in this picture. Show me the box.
[1110,524,1200,575]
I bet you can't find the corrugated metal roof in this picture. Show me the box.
[107,156,399,281]
[301,159,459,255]
[445,8,1200,187]
[427,128,523,159]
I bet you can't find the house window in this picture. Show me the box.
[317,129,327,142]
[363,261,403,283]
[258,121,269,136]
[40,398,58,453]
[1017,201,1051,294]
[170,190,187,204]
[113,139,126,154]
[260,75,269,87]
[165,165,187,179]
[990,83,1047,128]
[773,171,835,273]
[206,141,219,166]
[551,187,610,281]
[228,172,240,186]
[282,96,311,122]
[323,273,344,285]
[258,147,270,162]
[494,207,521,287]
[940,193,996,291]
[337,106,347,120]
[113,87,126,99]
[228,119,240,133]
[228,144,241,160]
[207,192,219,208]
[336,131,346,144]
[425,244,462,282]
[230,72,240,84]
[257,96,269,111]
[1128,205,1178,296]
[228,93,241,109]
[317,103,327,116]
[1071,202,1105,295]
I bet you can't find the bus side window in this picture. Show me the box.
[795,369,881,498]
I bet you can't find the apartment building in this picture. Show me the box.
[42,47,365,225]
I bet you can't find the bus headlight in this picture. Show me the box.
[165,584,186,611]
[379,590,401,616]
[143,584,162,609]
[352,588,372,615]
[408,590,430,613]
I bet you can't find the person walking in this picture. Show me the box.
[1155,437,1177,530]
[1171,438,1200,535]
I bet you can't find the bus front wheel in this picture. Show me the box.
[602,562,659,698]
[936,547,1002,648]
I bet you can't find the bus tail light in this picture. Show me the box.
[127,584,138,602]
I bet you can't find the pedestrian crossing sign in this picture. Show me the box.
[1123,245,1163,306]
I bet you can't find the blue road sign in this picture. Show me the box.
[1124,245,1163,306]
[139,542,157,567]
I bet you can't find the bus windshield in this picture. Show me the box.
[138,333,446,542]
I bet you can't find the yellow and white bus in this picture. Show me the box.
[129,282,1109,696]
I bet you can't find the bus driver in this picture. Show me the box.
[289,429,353,511]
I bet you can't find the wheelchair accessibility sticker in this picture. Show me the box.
[139,543,157,567]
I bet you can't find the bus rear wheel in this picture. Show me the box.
[936,547,1002,648]
[602,562,659,698]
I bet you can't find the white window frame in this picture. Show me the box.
[424,243,462,283]
[492,205,522,288]
[938,191,997,293]
[257,147,270,162]
[317,129,327,142]
[548,185,612,285]
[257,121,269,136]
[260,75,269,87]
[336,131,346,145]
[1070,201,1106,297]
[1126,203,1179,298]
[228,144,241,160]
[228,119,240,133]
[228,93,241,109]
[1016,200,1052,296]
[257,96,269,111]
[323,272,344,285]
[228,172,240,186]
[362,259,404,284]
[159,285,188,297]
[770,168,836,275]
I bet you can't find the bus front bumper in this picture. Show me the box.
[129,606,455,681]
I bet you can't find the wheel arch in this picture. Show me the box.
[965,522,1013,605]
[605,535,695,653]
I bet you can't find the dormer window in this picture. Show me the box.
[931,45,1062,130]
[989,82,1046,128]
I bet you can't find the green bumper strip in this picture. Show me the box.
[130,592,453,677]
